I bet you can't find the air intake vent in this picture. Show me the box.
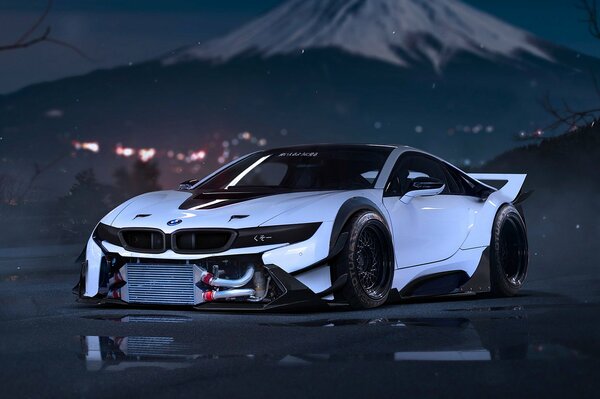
[172,229,235,254]
[119,229,165,253]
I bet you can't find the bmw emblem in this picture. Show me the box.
[167,219,182,226]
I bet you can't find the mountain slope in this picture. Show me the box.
[479,123,600,280]
[167,0,553,70]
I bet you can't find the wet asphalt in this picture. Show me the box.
[0,247,598,399]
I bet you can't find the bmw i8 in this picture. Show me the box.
[75,144,529,310]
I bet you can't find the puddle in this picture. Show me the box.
[82,314,193,323]
[261,317,470,328]
[446,305,525,312]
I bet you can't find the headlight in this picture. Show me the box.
[231,223,322,248]
[94,223,121,247]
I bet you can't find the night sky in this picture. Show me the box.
[0,0,596,94]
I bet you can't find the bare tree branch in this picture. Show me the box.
[45,37,94,61]
[0,27,50,52]
[579,0,600,39]
[0,0,93,60]
[537,93,600,134]
[16,0,53,44]
[530,1,600,139]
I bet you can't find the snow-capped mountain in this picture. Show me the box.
[166,0,554,70]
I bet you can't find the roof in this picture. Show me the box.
[265,143,400,153]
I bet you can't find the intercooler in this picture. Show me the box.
[123,263,196,305]
[118,261,259,305]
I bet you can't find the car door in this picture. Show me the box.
[382,153,478,268]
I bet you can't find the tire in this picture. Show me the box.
[490,204,528,296]
[334,211,394,309]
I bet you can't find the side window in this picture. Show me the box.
[442,165,464,195]
[385,154,450,196]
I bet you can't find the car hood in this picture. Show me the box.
[105,189,341,232]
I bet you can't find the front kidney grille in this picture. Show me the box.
[172,230,235,253]
[113,228,236,254]
[119,229,165,253]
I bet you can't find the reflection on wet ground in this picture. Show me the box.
[82,314,193,323]
[260,317,473,327]
[446,305,525,312]
[79,313,589,372]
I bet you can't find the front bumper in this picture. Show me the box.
[74,250,331,311]
[75,263,328,311]
[75,221,338,310]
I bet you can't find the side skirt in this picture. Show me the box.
[395,247,491,299]
[457,247,491,294]
[399,271,469,298]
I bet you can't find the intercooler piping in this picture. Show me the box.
[202,288,255,302]
[198,265,258,302]
[199,265,255,288]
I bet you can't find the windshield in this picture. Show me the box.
[196,146,393,191]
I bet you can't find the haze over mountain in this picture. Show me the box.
[0,0,598,197]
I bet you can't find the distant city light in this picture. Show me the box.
[138,148,156,162]
[72,140,99,153]
[71,130,267,164]
[115,144,135,157]
[189,150,206,162]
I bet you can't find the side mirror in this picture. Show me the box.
[400,177,445,204]
[178,178,199,191]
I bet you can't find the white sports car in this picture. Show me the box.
[75,144,529,310]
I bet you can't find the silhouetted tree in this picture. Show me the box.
[0,173,24,206]
[113,160,162,202]
[57,169,111,241]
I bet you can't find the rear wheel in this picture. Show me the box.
[490,204,528,296]
[335,211,394,309]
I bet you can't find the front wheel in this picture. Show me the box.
[335,211,394,309]
[490,204,528,296]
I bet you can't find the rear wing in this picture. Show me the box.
[467,173,529,203]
